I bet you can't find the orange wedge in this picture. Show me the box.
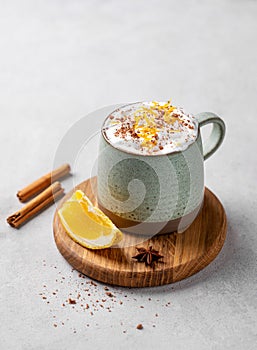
[58,190,123,249]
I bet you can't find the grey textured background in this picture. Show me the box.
[0,1,256,349]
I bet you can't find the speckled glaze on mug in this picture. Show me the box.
[97,106,225,235]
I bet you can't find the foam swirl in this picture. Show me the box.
[102,101,198,156]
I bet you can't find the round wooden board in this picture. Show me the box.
[53,177,227,288]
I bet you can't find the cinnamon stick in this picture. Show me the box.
[17,163,70,202]
[7,182,64,228]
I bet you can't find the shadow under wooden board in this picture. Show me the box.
[53,177,227,288]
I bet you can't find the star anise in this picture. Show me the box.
[132,246,164,267]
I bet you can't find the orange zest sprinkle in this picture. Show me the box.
[132,99,180,148]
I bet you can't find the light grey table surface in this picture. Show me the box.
[0,1,256,349]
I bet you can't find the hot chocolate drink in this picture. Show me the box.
[98,100,225,236]
[102,101,198,155]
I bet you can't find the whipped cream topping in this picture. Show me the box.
[102,101,198,155]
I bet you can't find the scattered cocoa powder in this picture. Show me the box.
[105,292,113,297]
[68,298,76,305]
[40,262,169,332]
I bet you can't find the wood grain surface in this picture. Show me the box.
[53,177,227,287]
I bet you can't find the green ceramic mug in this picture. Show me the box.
[97,103,225,236]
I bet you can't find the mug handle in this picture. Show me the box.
[196,112,226,161]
